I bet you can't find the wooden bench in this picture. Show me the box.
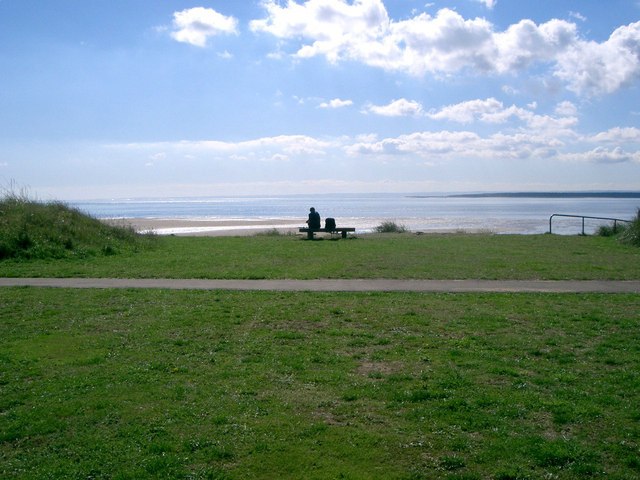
[299,227,355,239]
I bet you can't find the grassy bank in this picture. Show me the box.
[0,194,154,260]
[1,288,639,479]
[1,233,640,280]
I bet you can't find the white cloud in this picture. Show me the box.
[524,113,578,135]
[171,7,238,47]
[588,127,640,143]
[250,0,390,63]
[111,135,333,158]
[251,1,640,96]
[561,147,640,163]
[554,101,577,117]
[347,130,480,156]
[346,129,564,161]
[384,9,496,75]
[365,98,423,116]
[502,84,519,96]
[427,97,578,135]
[204,134,331,156]
[427,98,504,123]
[554,22,640,96]
[474,0,497,10]
[269,153,290,162]
[106,119,640,175]
[492,18,578,72]
[319,98,353,108]
[569,11,587,22]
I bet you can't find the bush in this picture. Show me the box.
[619,209,640,247]
[596,223,628,237]
[374,221,408,233]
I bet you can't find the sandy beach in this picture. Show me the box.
[104,218,304,236]
[103,217,510,236]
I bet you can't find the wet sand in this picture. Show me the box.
[103,218,303,236]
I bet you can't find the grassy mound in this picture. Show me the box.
[0,194,153,260]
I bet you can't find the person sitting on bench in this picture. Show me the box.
[307,207,321,230]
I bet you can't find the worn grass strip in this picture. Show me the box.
[1,288,639,479]
[2,233,640,280]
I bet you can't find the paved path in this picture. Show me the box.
[1,278,639,293]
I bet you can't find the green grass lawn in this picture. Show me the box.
[1,288,639,479]
[1,231,639,478]
[2,233,640,280]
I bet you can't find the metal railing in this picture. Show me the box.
[549,214,632,235]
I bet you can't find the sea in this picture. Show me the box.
[71,193,640,236]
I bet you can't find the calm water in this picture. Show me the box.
[72,193,639,235]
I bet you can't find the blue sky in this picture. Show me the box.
[1,0,639,199]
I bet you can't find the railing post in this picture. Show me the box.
[582,217,585,235]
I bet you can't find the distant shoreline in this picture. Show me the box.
[409,192,640,199]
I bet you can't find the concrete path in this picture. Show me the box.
[1,277,639,293]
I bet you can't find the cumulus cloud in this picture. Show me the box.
[365,98,424,116]
[426,97,578,135]
[171,7,238,47]
[491,18,578,72]
[250,1,640,96]
[319,98,353,108]
[554,22,640,96]
[250,0,390,63]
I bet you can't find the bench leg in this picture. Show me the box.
[307,231,314,240]
[341,230,347,238]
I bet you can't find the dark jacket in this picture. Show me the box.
[308,211,321,229]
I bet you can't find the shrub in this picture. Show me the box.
[596,223,628,237]
[619,209,640,247]
[375,221,408,233]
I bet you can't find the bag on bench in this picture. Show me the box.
[325,218,336,231]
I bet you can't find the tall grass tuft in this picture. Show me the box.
[0,189,155,260]
[374,221,408,233]
[254,228,293,237]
